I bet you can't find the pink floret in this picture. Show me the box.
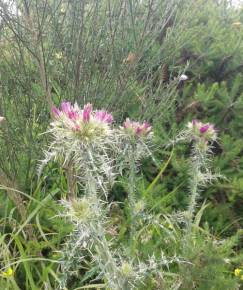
[95,110,113,123]
[200,124,210,134]
[61,102,72,115]
[82,103,93,122]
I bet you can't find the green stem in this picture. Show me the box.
[128,147,137,246]
[186,171,199,233]
[86,173,124,289]
[93,223,123,290]
[186,145,206,233]
[66,162,77,199]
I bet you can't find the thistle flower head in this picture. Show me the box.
[40,102,117,192]
[116,118,154,171]
[187,119,217,142]
[122,118,152,138]
[134,200,145,215]
[51,102,113,143]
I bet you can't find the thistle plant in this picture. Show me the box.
[119,118,153,165]
[42,102,209,289]
[119,119,153,239]
[41,101,157,289]
[183,120,219,232]
[170,119,219,228]
[40,102,116,197]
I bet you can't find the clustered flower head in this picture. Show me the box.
[122,118,152,138]
[117,118,153,169]
[63,197,93,223]
[187,119,217,143]
[51,102,113,143]
[45,101,153,163]
[38,102,117,189]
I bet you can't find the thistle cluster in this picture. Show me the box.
[41,101,154,289]
[168,119,219,231]
[41,102,153,194]
[42,106,221,289]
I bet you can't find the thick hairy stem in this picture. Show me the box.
[186,145,206,233]
[128,148,137,243]
[85,173,123,289]
[93,222,123,290]
[186,169,199,233]
[86,170,124,290]
[65,163,77,199]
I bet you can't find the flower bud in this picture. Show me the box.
[187,119,217,142]
[122,118,152,137]
[70,198,92,222]
[121,262,133,277]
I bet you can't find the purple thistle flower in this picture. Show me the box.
[123,118,152,137]
[50,101,114,143]
[135,126,143,135]
[188,120,217,142]
[123,118,131,129]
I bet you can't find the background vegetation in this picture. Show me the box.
[0,0,242,289]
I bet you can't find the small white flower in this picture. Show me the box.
[179,74,188,81]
